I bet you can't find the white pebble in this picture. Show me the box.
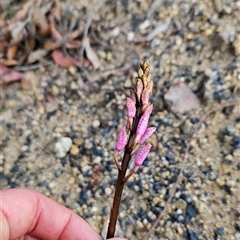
[55,137,72,158]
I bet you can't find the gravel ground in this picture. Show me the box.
[1,0,240,239]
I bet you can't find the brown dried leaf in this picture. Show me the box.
[51,0,62,20]
[66,40,82,49]
[27,49,48,64]
[0,64,23,83]
[49,15,62,40]
[1,59,19,66]
[67,29,82,40]
[164,81,200,113]
[83,37,100,69]
[11,21,27,42]
[52,50,74,67]
[0,40,8,51]
[44,40,62,50]
[14,2,31,21]
[7,44,18,59]
[32,9,50,37]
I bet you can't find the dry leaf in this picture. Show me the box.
[66,40,82,49]
[7,44,18,59]
[67,29,82,40]
[32,9,50,37]
[1,59,19,66]
[51,0,62,20]
[164,81,200,113]
[44,40,62,50]
[0,64,23,83]
[27,49,48,64]
[49,15,62,40]
[83,37,100,69]
[52,50,74,67]
[11,21,27,42]
[14,2,31,21]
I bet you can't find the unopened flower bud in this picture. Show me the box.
[115,128,127,152]
[138,68,144,78]
[126,97,136,118]
[134,144,152,166]
[136,104,153,137]
[142,74,148,87]
[136,78,143,102]
[141,88,150,105]
[139,127,156,144]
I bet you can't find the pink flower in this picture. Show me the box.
[141,88,150,105]
[136,104,153,137]
[134,144,152,166]
[139,127,156,144]
[126,97,136,118]
[115,128,127,152]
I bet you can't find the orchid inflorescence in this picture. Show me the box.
[107,61,155,238]
[113,61,156,181]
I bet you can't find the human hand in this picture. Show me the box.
[0,188,127,240]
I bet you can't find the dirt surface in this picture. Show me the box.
[1,0,240,239]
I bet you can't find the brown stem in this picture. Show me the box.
[106,150,131,238]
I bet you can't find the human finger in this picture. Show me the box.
[0,188,102,240]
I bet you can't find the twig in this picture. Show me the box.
[79,0,105,64]
[12,61,53,71]
[143,100,239,240]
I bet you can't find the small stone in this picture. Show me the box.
[21,71,35,89]
[70,144,79,155]
[73,138,84,146]
[68,177,75,185]
[216,177,225,187]
[105,187,112,196]
[37,106,45,115]
[127,31,135,41]
[55,137,72,158]
[84,139,93,149]
[26,162,33,170]
[92,119,101,128]
[52,85,59,96]
[68,66,77,75]
[124,78,132,88]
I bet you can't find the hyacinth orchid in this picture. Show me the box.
[107,61,155,239]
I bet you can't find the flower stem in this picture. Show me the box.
[106,150,131,238]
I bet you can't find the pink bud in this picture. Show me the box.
[134,144,152,166]
[136,78,143,95]
[126,97,136,118]
[139,127,156,144]
[115,128,127,152]
[136,104,153,136]
[141,88,150,105]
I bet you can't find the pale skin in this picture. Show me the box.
[0,188,127,240]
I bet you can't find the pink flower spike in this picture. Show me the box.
[115,128,128,152]
[126,97,136,118]
[134,144,152,166]
[141,88,150,105]
[136,104,153,137]
[139,127,156,144]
